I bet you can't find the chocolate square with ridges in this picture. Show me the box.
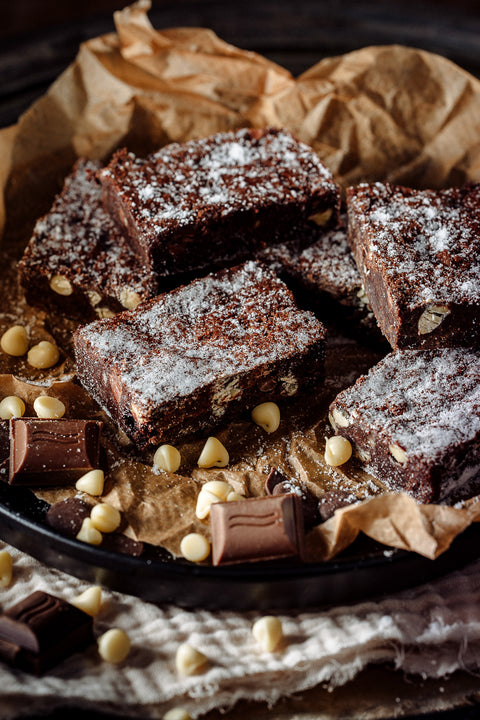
[329,348,480,503]
[210,494,305,565]
[9,418,103,486]
[73,261,326,448]
[18,159,158,320]
[98,127,340,278]
[346,182,480,349]
[0,591,94,674]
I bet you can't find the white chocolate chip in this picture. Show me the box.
[329,407,351,429]
[0,549,13,588]
[87,290,102,307]
[49,274,73,296]
[27,341,60,369]
[0,396,25,420]
[251,402,280,433]
[252,616,283,652]
[175,643,208,676]
[33,395,66,419]
[195,480,232,519]
[389,443,408,464]
[195,489,223,520]
[90,503,121,533]
[97,628,131,664]
[70,586,102,617]
[76,518,103,545]
[96,307,116,319]
[324,436,353,467]
[163,709,192,720]
[418,304,450,335]
[180,533,211,562]
[197,437,229,468]
[119,288,142,310]
[0,325,28,356]
[153,444,181,473]
[308,208,333,226]
[75,469,105,496]
[226,490,244,502]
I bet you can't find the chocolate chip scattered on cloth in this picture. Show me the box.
[2,541,480,719]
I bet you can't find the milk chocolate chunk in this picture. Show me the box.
[0,420,9,481]
[0,591,94,674]
[9,418,103,486]
[210,494,305,566]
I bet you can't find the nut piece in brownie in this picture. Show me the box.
[98,127,340,278]
[18,160,158,320]
[346,182,480,349]
[74,261,326,448]
[329,348,480,503]
[259,219,381,341]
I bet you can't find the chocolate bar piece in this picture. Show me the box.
[98,127,340,278]
[329,348,480,503]
[0,420,9,481]
[18,159,157,320]
[346,182,480,349]
[0,591,93,673]
[260,221,381,341]
[9,418,103,486]
[210,494,305,565]
[74,261,326,448]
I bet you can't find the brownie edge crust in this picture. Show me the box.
[98,127,341,278]
[346,182,480,350]
[329,348,480,503]
[74,261,327,448]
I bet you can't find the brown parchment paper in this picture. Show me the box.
[1,0,480,562]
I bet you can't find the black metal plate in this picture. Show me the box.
[2,3,480,613]
[0,479,479,610]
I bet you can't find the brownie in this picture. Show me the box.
[259,219,381,340]
[74,260,327,448]
[346,182,480,349]
[18,159,158,320]
[98,127,340,278]
[328,348,480,503]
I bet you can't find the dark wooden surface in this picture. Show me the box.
[3,2,480,718]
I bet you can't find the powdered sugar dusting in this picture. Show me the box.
[77,261,325,413]
[349,182,480,308]
[20,160,156,301]
[333,348,480,460]
[100,128,336,235]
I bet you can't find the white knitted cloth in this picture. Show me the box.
[1,542,480,719]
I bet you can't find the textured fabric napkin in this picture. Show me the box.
[1,542,480,719]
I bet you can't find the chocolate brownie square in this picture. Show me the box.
[98,127,340,278]
[74,261,327,448]
[346,182,480,349]
[259,220,381,340]
[18,160,158,320]
[329,348,480,503]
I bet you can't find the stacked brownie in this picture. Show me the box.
[19,127,339,450]
[327,181,480,502]
[18,160,158,320]
[18,128,340,324]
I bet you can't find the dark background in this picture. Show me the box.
[2,1,480,719]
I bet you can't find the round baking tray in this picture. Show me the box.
[2,8,480,612]
[0,480,479,610]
